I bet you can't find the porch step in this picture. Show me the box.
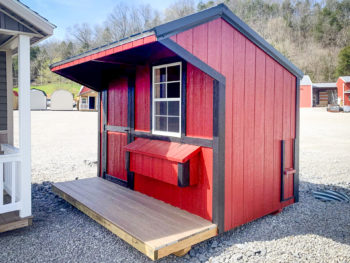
[0,211,32,233]
[52,177,217,260]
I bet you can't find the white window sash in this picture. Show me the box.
[152,62,182,137]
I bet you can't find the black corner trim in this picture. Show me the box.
[293,77,300,202]
[212,79,225,234]
[281,140,294,202]
[97,92,101,177]
[102,90,108,179]
[159,38,226,84]
[177,161,190,187]
[181,61,187,138]
[127,72,136,190]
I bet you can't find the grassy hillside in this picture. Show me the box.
[14,82,81,98]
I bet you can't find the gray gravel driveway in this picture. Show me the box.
[0,108,349,262]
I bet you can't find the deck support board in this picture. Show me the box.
[0,211,32,233]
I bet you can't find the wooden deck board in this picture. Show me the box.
[0,211,32,233]
[52,177,217,260]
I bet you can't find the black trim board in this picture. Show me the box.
[106,125,129,133]
[155,4,303,78]
[280,140,293,202]
[212,79,225,234]
[101,90,108,179]
[127,72,135,190]
[105,174,128,187]
[97,92,101,177]
[181,62,187,138]
[177,161,190,187]
[293,77,300,202]
[132,130,213,148]
[159,38,225,84]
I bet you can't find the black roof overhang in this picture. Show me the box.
[53,42,179,91]
[53,40,226,91]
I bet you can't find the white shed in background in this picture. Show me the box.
[50,90,73,110]
[30,89,46,110]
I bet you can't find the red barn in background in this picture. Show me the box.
[337,76,350,112]
[300,75,312,107]
[50,4,303,260]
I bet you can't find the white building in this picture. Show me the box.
[30,89,47,110]
[0,0,54,232]
[50,90,73,111]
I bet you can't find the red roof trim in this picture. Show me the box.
[124,138,201,163]
[51,35,157,72]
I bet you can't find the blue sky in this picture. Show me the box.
[21,0,181,40]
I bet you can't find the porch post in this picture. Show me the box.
[6,50,14,145]
[18,34,31,218]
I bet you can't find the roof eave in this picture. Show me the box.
[50,30,155,70]
[1,0,55,37]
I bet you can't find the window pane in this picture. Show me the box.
[168,117,179,132]
[155,67,166,83]
[155,116,167,131]
[168,101,179,116]
[155,101,167,115]
[155,83,166,98]
[167,65,180,81]
[167,82,180,98]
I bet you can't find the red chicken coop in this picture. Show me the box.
[51,4,302,260]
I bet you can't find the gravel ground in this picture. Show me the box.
[1,108,350,263]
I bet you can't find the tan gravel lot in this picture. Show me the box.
[0,108,349,263]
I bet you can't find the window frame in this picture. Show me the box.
[152,62,182,137]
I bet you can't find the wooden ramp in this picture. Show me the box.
[52,177,217,260]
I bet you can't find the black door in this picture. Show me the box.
[89,96,95,110]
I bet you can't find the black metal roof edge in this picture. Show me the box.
[159,38,225,84]
[155,4,223,39]
[221,8,303,78]
[49,30,154,69]
[155,3,303,78]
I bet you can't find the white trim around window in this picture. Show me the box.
[152,62,182,137]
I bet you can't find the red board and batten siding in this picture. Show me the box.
[186,64,213,138]
[135,147,213,221]
[135,65,151,132]
[106,77,128,181]
[172,18,296,231]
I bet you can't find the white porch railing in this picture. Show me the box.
[80,102,89,110]
[0,144,22,214]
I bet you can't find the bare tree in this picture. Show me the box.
[164,0,196,22]
[68,23,94,52]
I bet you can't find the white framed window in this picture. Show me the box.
[81,97,87,104]
[152,62,182,137]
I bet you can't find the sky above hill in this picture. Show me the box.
[21,0,179,40]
